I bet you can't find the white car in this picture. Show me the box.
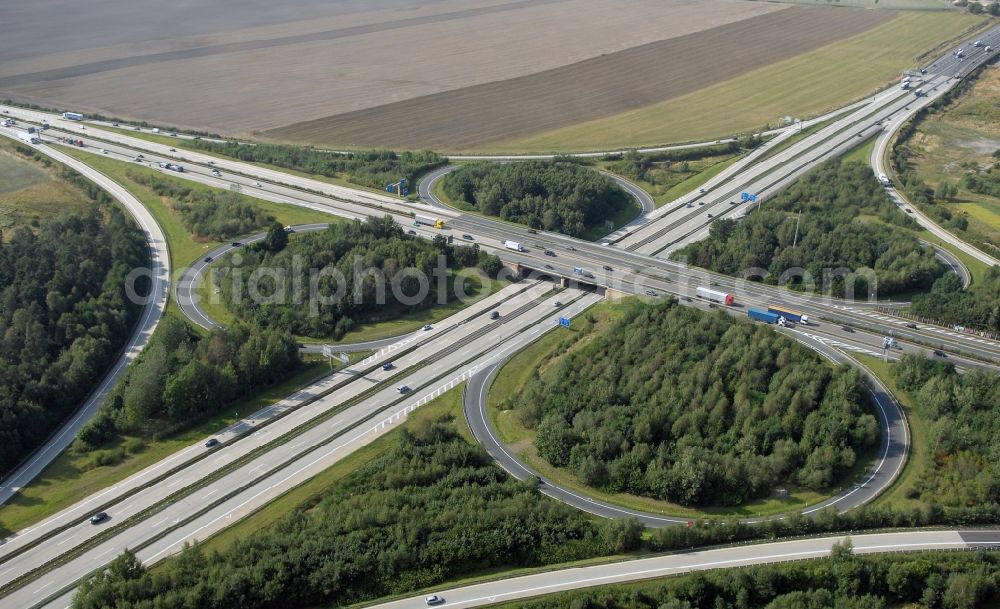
[425,596,444,606]
[99,149,107,154]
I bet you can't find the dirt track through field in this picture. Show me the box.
[265,7,894,151]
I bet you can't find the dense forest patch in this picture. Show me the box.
[674,159,945,297]
[216,215,500,339]
[0,203,148,476]
[441,161,634,237]
[506,299,878,506]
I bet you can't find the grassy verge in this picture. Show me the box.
[660,154,745,204]
[0,357,331,535]
[93,125,181,147]
[841,134,878,165]
[856,355,928,511]
[493,12,984,152]
[487,298,871,519]
[0,138,93,231]
[55,146,338,270]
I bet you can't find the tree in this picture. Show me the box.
[263,221,289,253]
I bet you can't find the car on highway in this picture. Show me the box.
[426,595,445,606]
[698,188,706,193]
[134,156,143,162]
[565,245,576,251]
[645,289,657,296]
[905,208,913,213]
[554,301,562,307]
[686,202,693,208]
[90,512,109,525]
[423,324,433,331]
[707,213,714,218]
[170,147,177,152]
[544,249,555,256]
[204,438,219,448]
[99,148,107,154]
[905,323,918,329]
[603,265,613,271]
[462,234,473,240]
[212,169,222,177]
[397,385,410,393]
[407,229,416,234]
[841,325,854,333]
[204,256,213,263]
[698,201,705,206]
[207,160,215,165]
[254,182,262,187]
[111,122,119,126]
[134,126,141,131]
[490,311,500,320]
[527,229,538,234]
[231,241,241,247]
[933,350,947,358]
[382,363,394,371]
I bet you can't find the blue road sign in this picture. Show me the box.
[400,178,407,185]
[749,194,757,203]
[559,317,571,328]
[402,187,409,196]
[386,184,394,192]
[741,192,749,202]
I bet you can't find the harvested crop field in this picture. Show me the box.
[0,0,785,134]
[265,6,894,150]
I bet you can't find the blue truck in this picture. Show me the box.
[748,307,785,325]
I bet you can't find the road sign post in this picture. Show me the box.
[558,317,571,328]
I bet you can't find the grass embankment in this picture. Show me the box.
[56,146,338,270]
[904,66,1000,254]
[488,298,870,520]
[496,11,983,152]
[0,137,91,230]
[855,356,928,511]
[0,351,331,535]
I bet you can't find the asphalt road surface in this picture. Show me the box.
[0,133,170,509]
[367,530,1000,609]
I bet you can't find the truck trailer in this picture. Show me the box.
[504,240,524,252]
[695,286,734,306]
[767,305,808,325]
[413,215,445,229]
[748,307,785,326]
[16,131,40,144]
[62,112,85,121]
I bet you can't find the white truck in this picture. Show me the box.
[695,286,734,306]
[16,131,40,144]
[504,240,524,252]
[878,174,891,187]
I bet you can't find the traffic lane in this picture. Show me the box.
[0,281,544,565]
[0,138,170,508]
[363,530,989,609]
[464,312,905,527]
[19,292,598,609]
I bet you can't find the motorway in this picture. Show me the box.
[367,530,1000,609]
[0,23,998,609]
[0,132,171,509]
[1,280,603,608]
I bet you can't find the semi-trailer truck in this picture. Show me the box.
[695,286,734,306]
[504,240,524,252]
[413,215,445,229]
[748,307,786,326]
[16,131,40,144]
[62,112,84,121]
[767,305,808,325]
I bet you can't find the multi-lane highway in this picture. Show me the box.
[0,22,998,609]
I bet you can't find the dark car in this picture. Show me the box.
[707,213,714,218]
[382,363,394,371]
[603,265,613,271]
[554,301,562,307]
[169,148,176,152]
[204,256,213,263]
[231,241,241,247]
[90,512,109,525]
[490,311,500,320]
[527,229,538,234]
[544,250,556,256]
[204,438,219,448]
[565,245,576,251]
[462,234,473,240]
[933,350,947,358]
[544,264,554,270]
[842,325,854,333]
[407,229,416,235]
[905,323,918,329]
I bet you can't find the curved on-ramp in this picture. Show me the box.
[463,324,908,527]
[0,135,170,506]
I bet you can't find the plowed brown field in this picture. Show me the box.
[264,6,893,151]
